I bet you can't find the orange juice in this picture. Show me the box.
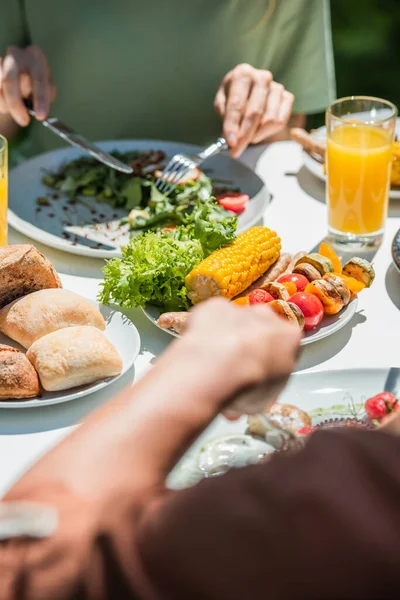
[0,176,7,246]
[327,124,392,235]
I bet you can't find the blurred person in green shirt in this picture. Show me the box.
[0,0,335,159]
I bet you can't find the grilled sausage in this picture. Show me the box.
[157,312,189,334]
[235,253,291,298]
[281,251,307,276]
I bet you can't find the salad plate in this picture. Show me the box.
[301,121,400,200]
[9,139,269,259]
[142,297,358,346]
[0,304,140,408]
[168,367,391,489]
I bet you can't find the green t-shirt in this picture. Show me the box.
[1,0,335,157]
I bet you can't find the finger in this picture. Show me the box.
[222,410,242,421]
[26,46,51,120]
[264,82,285,123]
[278,91,294,125]
[214,85,226,117]
[253,90,294,143]
[19,72,33,98]
[2,47,30,126]
[223,74,252,150]
[233,79,268,158]
[378,410,400,434]
[252,82,284,143]
[0,59,6,114]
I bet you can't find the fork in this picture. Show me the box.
[155,137,228,195]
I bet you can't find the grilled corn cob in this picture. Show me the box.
[185,226,281,304]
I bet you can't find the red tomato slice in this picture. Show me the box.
[216,192,250,214]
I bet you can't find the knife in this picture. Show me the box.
[383,367,400,397]
[24,98,133,174]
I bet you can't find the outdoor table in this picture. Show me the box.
[1,140,399,496]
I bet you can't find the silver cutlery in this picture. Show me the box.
[155,136,228,195]
[24,98,133,174]
[383,367,400,397]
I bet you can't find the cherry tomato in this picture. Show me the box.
[297,425,315,436]
[248,289,274,305]
[215,192,250,214]
[365,392,399,422]
[277,273,309,292]
[289,292,324,330]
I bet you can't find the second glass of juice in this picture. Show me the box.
[326,96,397,248]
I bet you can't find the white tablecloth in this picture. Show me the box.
[1,140,400,495]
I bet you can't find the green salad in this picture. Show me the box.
[99,198,237,311]
[41,149,218,232]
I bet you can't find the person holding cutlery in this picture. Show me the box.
[0,0,335,159]
[2,299,400,599]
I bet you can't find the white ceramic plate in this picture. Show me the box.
[168,367,392,488]
[142,297,358,346]
[0,304,140,408]
[9,140,269,259]
[302,121,400,200]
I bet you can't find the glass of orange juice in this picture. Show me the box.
[0,136,7,246]
[326,96,397,248]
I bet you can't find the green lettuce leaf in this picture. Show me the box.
[185,199,237,256]
[99,231,203,310]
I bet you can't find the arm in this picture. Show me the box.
[0,300,299,600]
[4,299,300,503]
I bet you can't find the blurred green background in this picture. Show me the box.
[309,0,400,129]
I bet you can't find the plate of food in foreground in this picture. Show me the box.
[0,244,140,408]
[290,123,400,200]
[167,367,398,489]
[9,139,269,258]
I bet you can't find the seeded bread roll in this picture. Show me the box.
[0,245,62,308]
[0,344,39,399]
[27,326,122,392]
[0,289,106,349]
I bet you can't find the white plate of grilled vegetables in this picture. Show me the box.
[143,298,358,346]
[142,237,374,347]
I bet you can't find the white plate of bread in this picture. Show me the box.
[0,245,140,408]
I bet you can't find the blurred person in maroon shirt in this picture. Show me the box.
[1,299,400,599]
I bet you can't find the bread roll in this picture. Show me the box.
[0,245,62,309]
[27,326,122,392]
[0,289,106,349]
[0,344,39,399]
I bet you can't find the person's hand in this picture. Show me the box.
[214,63,294,157]
[0,45,56,127]
[182,298,301,416]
